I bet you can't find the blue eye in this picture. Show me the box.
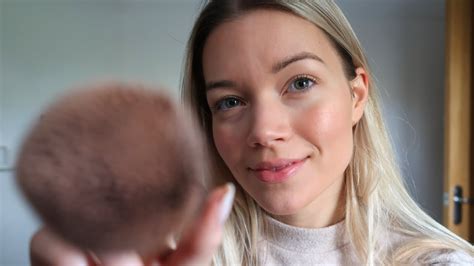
[288,76,315,92]
[215,97,243,111]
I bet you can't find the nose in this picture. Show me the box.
[246,100,292,148]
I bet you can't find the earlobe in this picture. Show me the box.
[350,67,369,125]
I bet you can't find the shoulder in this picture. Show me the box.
[380,229,473,265]
[423,249,474,265]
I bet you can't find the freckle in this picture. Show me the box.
[15,83,209,257]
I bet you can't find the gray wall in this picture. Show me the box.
[338,0,445,221]
[0,0,445,265]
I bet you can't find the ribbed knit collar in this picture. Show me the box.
[262,215,349,254]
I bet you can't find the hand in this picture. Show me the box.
[30,183,235,266]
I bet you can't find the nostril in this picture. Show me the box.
[245,108,292,147]
[247,133,289,148]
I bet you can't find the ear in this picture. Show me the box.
[350,67,369,126]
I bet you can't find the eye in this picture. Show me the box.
[287,75,316,93]
[213,96,244,111]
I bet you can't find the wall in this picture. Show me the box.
[0,0,445,265]
[338,0,445,221]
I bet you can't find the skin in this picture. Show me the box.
[203,9,369,228]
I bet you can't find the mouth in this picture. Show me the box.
[248,157,309,183]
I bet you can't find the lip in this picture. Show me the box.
[249,157,308,183]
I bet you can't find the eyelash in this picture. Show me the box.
[286,74,317,94]
[210,75,317,112]
[211,95,245,112]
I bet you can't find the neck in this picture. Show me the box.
[272,176,346,228]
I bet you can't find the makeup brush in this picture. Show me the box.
[15,82,208,258]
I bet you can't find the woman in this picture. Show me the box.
[31,0,474,265]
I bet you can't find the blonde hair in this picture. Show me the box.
[181,0,473,265]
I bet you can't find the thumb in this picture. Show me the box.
[162,183,235,266]
[94,250,144,266]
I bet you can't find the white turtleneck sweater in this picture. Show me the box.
[257,216,473,265]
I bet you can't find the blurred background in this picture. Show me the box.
[0,0,445,265]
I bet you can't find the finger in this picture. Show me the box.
[30,227,90,266]
[148,234,177,264]
[163,183,235,266]
[96,250,144,266]
[96,226,180,265]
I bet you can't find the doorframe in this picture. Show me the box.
[444,0,473,241]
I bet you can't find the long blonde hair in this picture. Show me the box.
[181,0,473,264]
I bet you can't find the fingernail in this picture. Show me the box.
[96,250,143,266]
[64,255,90,266]
[166,233,177,250]
[218,183,235,225]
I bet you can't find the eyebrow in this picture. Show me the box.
[206,80,236,91]
[205,51,325,91]
[272,51,325,73]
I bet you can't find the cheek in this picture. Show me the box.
[212,123,242,172]
[301,99,354,164]
[308,105,351,139]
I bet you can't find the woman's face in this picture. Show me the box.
[202,9,368,225]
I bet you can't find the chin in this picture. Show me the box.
[255,197,305,216]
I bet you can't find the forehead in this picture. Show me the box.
[202,8,342,78]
